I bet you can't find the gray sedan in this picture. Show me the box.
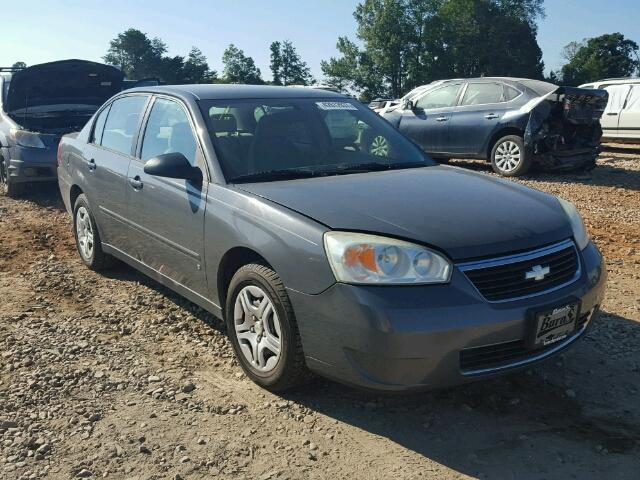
[58,85,606,392]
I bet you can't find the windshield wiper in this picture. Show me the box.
[325,161,429,174]
[230,168,319,183]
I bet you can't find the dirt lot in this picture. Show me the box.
[1,149,639,480]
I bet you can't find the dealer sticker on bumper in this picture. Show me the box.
[531,302,579,348]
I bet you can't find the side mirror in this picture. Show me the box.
[143,152,202,182]
[402,99,415,110]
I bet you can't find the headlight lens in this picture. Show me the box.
[10,128,46,149]
[324,232,452,284]
[557,197,589,250]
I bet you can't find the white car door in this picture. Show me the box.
[601,84,631,138]
[616,85,640,140]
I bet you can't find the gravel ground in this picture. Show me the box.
[0,149,638,480]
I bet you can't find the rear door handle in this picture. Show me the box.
[435,116,448,122]
[87,158,96,171]
[128,176,143,190]
[606,112,618,116]
[484,113,499,120]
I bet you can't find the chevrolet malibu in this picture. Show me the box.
[57,85,606,392]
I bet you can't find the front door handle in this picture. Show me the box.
[128,176,143,190]
[606,112,618,116]
[435,116,448,122]
[484,113,499,120]
[87,158,97,171]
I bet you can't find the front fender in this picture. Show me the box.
[203,184,336,306]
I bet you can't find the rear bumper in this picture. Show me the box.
[3,145,58,183]
[289,241,606,392]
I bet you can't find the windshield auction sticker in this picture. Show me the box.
[315,101,358,111]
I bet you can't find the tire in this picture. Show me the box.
[433,157,450,165]
[225,263,310,392]
[490,135,531,177]
[0,156,25,198]
[73,194,112,271]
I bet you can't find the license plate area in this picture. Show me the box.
[528,300,580,349]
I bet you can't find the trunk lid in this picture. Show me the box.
[5,59,124,114]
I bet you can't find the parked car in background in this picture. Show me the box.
[381,77,608,176]
[368,97,395,112]
[58,85,605,393]
[579,78,640,141]
[0,60,124,196]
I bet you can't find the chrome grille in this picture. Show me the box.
[460,240,580,302]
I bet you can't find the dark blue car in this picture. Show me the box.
[381,77,608,176]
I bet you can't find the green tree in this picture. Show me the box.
[321,37,385,100]
[269,40,313,85]
[321,0,545,99]
[436,0,544,79]
[103,28,166,79]
[270,42,283,85]
[182,47,217,83]
[560,33,639,86]
[222,44,263,84]
[11,61,27,69]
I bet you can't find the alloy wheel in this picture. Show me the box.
[370,135,390,157]
[494,140,521,173]
[233,285,282,372]
[75,206,95,261]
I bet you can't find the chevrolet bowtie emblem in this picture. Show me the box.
[525,265,550,281]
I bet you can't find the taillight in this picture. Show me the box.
[57,142,63,166]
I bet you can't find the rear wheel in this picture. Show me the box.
[225,263,310,392]
[491,135,531,177]
[73,194,112,271]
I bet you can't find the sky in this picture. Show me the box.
[1,0,638,81]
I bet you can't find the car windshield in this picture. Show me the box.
[199,97,434,182]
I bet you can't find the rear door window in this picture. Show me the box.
[415,84,462,110]
[141,98,198,166]
[100,95,148,155]
[461,83,504,106]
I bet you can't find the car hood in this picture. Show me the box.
[237,166,574,261]
[5,59,124,113]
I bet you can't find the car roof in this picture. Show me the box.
[580,78,640,87]
[123,84,345,101]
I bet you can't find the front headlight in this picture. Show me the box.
[10,128,46,149]
[557,197,589,250]
[324,232,452,284]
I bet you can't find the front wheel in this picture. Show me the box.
[490,135,531,177]
[225,264,310,392]
[0,157,25,198]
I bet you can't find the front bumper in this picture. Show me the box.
[289,241,606,392]
[534,148,599,171]
[2,145,58,184]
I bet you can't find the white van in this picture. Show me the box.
[580,78,640,140]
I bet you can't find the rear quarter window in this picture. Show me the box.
[91,105,111,144]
